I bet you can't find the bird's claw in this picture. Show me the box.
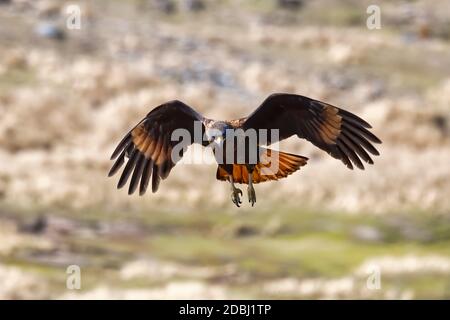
[231,188,243,207]
[247,185,256,207]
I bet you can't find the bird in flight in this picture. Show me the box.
[108,93,381,207]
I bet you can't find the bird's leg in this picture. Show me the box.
[229,176,242,207]
[247,172,256,207]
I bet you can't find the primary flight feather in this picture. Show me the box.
[108,93,381,207]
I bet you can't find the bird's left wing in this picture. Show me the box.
[242,93,381,170]
[108,100,206,195]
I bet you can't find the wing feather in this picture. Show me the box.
[243,93,381,170]
[108,149,126,177]
[139,158,153,195]
[117,149,139,189]
[129,153,145,195]
[109,100,205,195]
[342,121,381,144]
[152,163,160,193]
[110,133,132,160]
[341,133,373,165]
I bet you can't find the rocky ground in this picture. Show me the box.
[0,0,449,299]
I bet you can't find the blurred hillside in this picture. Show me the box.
[0,0,449,299]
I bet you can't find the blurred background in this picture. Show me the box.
[0,0,449,299]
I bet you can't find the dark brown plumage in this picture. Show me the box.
[108,93,381,206]
[108,100,205,195]
[242,94,381,170]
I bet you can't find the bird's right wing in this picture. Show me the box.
[108,100,206,195]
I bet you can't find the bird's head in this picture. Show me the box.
[205,121,230,147]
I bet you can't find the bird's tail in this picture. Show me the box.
[216,148,308,184]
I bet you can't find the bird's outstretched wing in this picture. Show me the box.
[108,100,205,195]
[242,93,381,169]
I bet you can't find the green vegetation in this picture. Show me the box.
[3,207,449,298]
[0,0,449,299]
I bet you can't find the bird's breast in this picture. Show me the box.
[211,139,260,165]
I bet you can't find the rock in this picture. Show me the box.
[351,225,383,243]
[233,224,258,237]
[153,0,176,14]
[431,114,448,135]
[182,0,205,12]
[120,258,219,281]
[277,0,303,10]
[35,22,65,40]
[19,216,47,234]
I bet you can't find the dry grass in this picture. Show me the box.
[0,20,449,213]
[0,0,449,299]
